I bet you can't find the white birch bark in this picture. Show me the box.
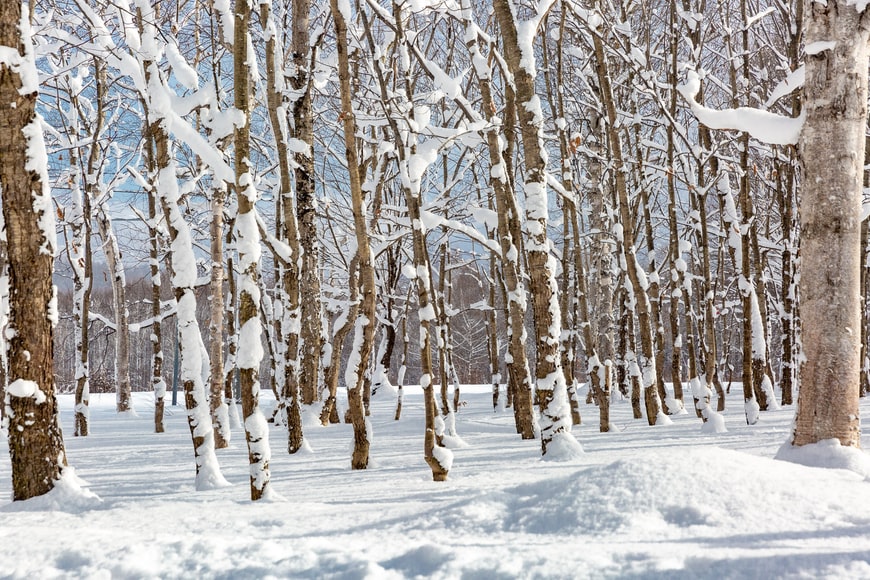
[792,0,868,448]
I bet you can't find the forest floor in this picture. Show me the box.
[1,383,869,579]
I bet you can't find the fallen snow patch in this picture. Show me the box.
[1,467,101,513]
[775,438,870,480]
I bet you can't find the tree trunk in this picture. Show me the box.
[592,25,665,426]
[260,0,304,453]
[138,3,228,490]
[1,0,68,501]
[320,259,358,427]
[141,119,165,434]
[494,0,577,455]
[235,0,272,498]
[209,183,229,447]
[463,14,535,438]
[95,205,133,415]
[330,0,375,470]
[69,130,93,438]
[292,0,324,407]
[792,0,867,448]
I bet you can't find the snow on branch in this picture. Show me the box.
[765,66,805,108]
[678,71,805,146]
[417,208,500,254]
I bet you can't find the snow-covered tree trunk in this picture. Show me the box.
[395,288,412,421]
[135,0,228,491]
[591,24,665,426]
[357,0,451,477]
[1,0,68,501]
[330,0,374,471]
[223,217,241,429]
[147,173,165,433]
[85,53,131,416]
[779,1,803,408]
[259,0,304,453]
[663,10,687,414]
[64,85,94,437]
[792,0,868,448]
[486,252,500,411]
[235,0,273,498]
[209,182,230,448]
[320,257,358,427]
[461,2,535,439]
[493,0,579,456]
[676,1,725,413]
[95,204,133,415]
[639,177,668,410]
[586,115,616,417]
[542,13,582,426]
[140,98,165,434]
[291,0,324,408]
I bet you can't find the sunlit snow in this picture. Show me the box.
[2,386,868,578]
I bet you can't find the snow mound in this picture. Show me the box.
[1,468,102,513]
[664,396,687,415]
[301,405,326,428]
[700,411,727,433]
[500,448,870,537]
[541,431,584,462]
[775,438,870,479]
[441,433,469,449]
[655,411,673,425]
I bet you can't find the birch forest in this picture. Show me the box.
[1,0,868,502]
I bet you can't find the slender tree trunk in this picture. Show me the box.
[356,0,451,477]
[330,0,375,470]
[88,55,131,416]
[235,0,272,498]
[141,120,165,433]
[292,0,324,407]
[320,259,358,426]
[592,26,665,426]
[138,3,228,490]
[544,13,582,427]
[209,183,229,447]
[462,11,535,438]
[69,135,93,437]
[260,0,304,453]
[95,205,133,414]
[395,287,412,421]
[224,216,241,428]
[494,0,577,455]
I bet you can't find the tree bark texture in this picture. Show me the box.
[291,0,324,407]
[494,0,574,454]
[330,0,375,470]
[235,0,272,498]
[793,0,868,448]
[1,1,67,501]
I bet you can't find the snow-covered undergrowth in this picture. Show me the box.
[1,386,869,579]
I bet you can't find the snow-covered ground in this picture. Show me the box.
[2,385,869,579]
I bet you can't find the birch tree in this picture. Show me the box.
[1,0,68,501]
[328,0,374,471]
[460,0,536,439]
[791,0,867,448]
[235,0,273,498]
[493,0,581,456]
[133,0,230,491]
